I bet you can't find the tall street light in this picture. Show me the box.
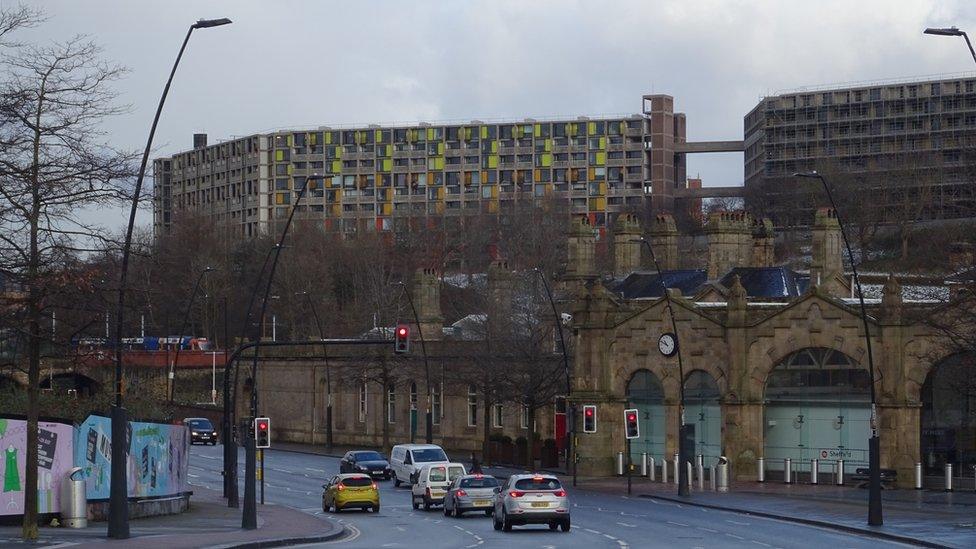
[533,269,576,487]
[243,173,321,529]
[924,26,976,64]
[633,237,691,497]
[794,170,882,526]
[110,16,230,540]
[169,266,215,402]
[298,290,333,450]
[401,282,434,444]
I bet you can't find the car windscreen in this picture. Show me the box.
[428,466,447,482]
[460,477,499,488]
[413,448,448,462]
[341,476,372,487]
[514,477,562,491]
[187,419,213,430]
[353,452,384,461]
[448,466,465,481]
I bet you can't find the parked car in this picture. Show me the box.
[339,450,392,479]
[444,473,500,517]
[322,473,380,513]
[183,417,218,445]
[390,444,449,487]
[410,462,467,511]
[493,474,570,532]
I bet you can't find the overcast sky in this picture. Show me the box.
[12,0,976,230]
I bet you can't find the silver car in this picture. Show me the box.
[492,474,570,532]
[443,474,500,518]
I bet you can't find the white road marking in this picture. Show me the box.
[726,533,746,540]
[667,520,689,527]
[616,521,637,527]
[751,541,771,547]
[188,473,199,478]
[584,528,601,534]
[696,527,718,533]
[726,519,750,526]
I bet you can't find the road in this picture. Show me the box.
[187,444,912,548]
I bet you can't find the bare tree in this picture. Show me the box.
[0,15,135,538]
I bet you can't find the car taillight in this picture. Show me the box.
[372,483,378,490]
[509,490,525,498]
[553,489,566,497]
[456,489,467,497]
[337,483,345,491]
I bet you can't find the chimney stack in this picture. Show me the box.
[612,213,642,277]
[193,133,208,149]
[810,207,843,287]
[412,268,443,341]
[565,215,596,283]
[648,213,679,270]
[751,217,775,268]
[705,211,752,279]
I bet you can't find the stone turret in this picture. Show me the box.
[612,213,642,277]
[565,215,596,282]
[751,217,775,268]
[648,213,678,270]
[705,211,753,279]
[487,258,514,336]
[412,268,443,341]
[880,274,902,323]
[811,207,843,287]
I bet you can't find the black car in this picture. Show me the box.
[340,451,392,479]
[184,417,218,445]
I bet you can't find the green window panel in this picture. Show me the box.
[544,139,552,152]
[375,129,383,142]
[428,157,445,170]
[324,132,332,144]
[491,141,498,153]
[335,147,343,158]
[381,159,392,172]
[534,124,542,137]
[286,134,294,147]
[599,137,607,149]
[331,160,342,173]
[594,152,606,165]
[488,155,499,169]
[275,150,285,162]
[587,122,596,135]
[427,128,435,140]
[437,142,445,155]
[540,153,552,167]
[287,164,294,175]
[480,126,488,139]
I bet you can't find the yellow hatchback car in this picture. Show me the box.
[322,474,380,513]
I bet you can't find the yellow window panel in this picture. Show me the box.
[588,122,596,135]
[534,124,542,137]
[534,169,542,182]
[595,152,606,165]
[592,197,607,211]
[286,134,294,147]
[287,164,294,175]
[598,182,607,195]
[479,126,487,139]
[599,137,607,149]
[335,147,343,159]
[427,128,435,140]
[541,154,552,167]
[375,129,383,142]
[386,144,393,157]
[488,155,498,169]
[588,167,596,180]
[324,132,332,144]
[544,139,552,152]
[437,187,445,200]
[481,171,488,184]
[491,140,498,153]
[438,142,445,155]
[275,150,284,162]
[382,203,392,215]
[332,160,342,173]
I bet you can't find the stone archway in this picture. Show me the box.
[763,348,870,478]
[627,370,665,461]
[920,352,976,474]
[40,372,99,397]
[684,370,721,460]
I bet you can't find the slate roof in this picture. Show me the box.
[611,270,708,299]
[718,267,808,298]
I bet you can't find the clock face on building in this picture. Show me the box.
[658,333,678,357]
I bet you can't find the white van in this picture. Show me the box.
[389,444,449,487]
[411,462,467,510]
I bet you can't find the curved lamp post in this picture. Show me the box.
[298,290,333,450]
[400,281,433,444]
[794,170,882,526]
[924,26,976,64]
[633,237,691,497]
[110,17,230,540]
[533,268,576,486]
[169,266,214,402]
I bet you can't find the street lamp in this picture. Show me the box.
[110,16,230,540]
[169,266,215,402]
[298,290,333,450]
[632,237,691,497]
[794,170,882,526]
[533,268,576,487]
[923,26,976,64]
[243,173,321,529]
[400,281,434,444]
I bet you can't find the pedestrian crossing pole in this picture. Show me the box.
[259,449,265,505]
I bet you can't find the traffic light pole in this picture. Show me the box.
[401,283,433,444]
[626,438,632,496]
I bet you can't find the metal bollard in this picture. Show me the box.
[716,456,730,493]
[757,457,765,483]
[648,456,656,482]
[710,464,717,491]
[836,459,845,485]
[914,462,923,490]
[810,459,819,485]
[641,453,649,477]
[784,458,793,484]
[945,463,953,492]
[696,455,705,491]
[616,452,624,476]
[673,453,679,485]
[687,462,694,490]
[661,457,668,484]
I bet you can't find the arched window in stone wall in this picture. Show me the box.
[627,370,665,459]
[684,370,721,460]
[921,352,976,474]
[764,348,870,478]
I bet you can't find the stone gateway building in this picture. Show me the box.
[567,210,971,487]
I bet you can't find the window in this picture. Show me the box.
[492,404,503,428]
[467,384,478,427]
[388,383,396,423]
[520,405,529,429]
[358,382,367,422]
[432,383,442,424]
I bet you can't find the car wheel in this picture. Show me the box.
[394,478,401,488]
[560,519,571,532]
[453,502,463,518]
[493,511,502,531]
[372,504,380,513]
[502,511,512,532]
[443,504,451,517]
[549,521,558,531]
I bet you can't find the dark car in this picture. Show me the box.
[340,451,392,479]
[184,417,218,445]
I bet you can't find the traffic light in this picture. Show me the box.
[255,417,271,448]
[582,405,596,433]
[624,408,639,439]
[394,324,410,354]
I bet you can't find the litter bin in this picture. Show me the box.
[716,456,730,493]
[60,467,87,528]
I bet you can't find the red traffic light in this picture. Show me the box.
[394,324,410,353]
[585,408,594,417]
[397,326,407,337]
[627,412,637,422]
[258,421,268,430]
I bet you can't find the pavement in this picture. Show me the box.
[0,471,344,548]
